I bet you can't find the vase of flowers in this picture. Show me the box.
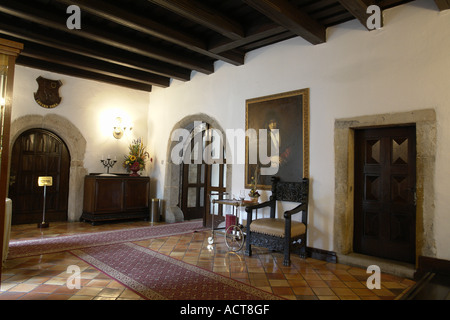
[248,166,260,203]
[128,161,140,176]
[123,138,150,176]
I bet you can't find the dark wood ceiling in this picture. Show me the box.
[0,0,446,92]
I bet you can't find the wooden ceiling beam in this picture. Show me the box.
[56,0,244,66]
[434,0,450,11]
[17,56,153,92]
[240,31,296,52]
[0,21,192,82]
[0,0,214,74]
[147,0,245,40]
[209,23,287,54]
[21,43,170,88]
[337,0,383,30]
[0,0,422,91]
[242,0,326,45]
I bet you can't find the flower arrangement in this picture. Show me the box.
[123,138,150,174]
[248,166,260,199]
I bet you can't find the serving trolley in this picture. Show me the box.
[208,192,258,252]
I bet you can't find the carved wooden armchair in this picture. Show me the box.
[245,177,309,266]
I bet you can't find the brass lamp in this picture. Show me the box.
[113,116,133,139]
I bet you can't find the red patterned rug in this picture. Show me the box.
[71,242,283,300]
[8,221,205,259]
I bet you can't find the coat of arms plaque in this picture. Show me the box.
[34,76,62,108]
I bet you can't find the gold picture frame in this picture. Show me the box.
[245,88,309,189]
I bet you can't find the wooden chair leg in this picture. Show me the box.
[283,255,290,266]
[299,245,306,259]
[298,235,307,258]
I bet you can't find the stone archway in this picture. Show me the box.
[10,114,87,221]
[162,113,232,223]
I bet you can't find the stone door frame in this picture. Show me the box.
[10,114,87,222]
[334,109,436,264]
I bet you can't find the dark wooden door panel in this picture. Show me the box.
[354,126,416,263]
[204,163,227,228]
[9,129,70,224]
[182,163,206,220]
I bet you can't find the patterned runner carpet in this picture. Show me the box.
[8,220,205,259]
[71,242,283,300]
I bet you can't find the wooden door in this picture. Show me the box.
[9,129,70,224]
[181,162,207,220]
[204,162,227,228]
[180,123,227,226]
[180,123,208,221]
[354,126,416,263]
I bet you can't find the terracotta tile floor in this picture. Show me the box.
[1,220,416,300]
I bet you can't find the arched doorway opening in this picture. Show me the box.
[163,113,231,226]
[9,129,70,224]
[10,114,87,222]
[179,121,227,226]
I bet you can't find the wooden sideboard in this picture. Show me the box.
[81,174,150,225]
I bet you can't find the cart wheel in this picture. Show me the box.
[225,225,244,252]
[208,236,214,244]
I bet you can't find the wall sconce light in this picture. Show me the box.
[113,117,132,139]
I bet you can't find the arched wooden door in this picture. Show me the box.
[9,129,70,224]
[180,122,227,227]
[180,122,209,221]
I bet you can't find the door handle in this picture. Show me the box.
[9,175,15,186]
[408,186,417,206]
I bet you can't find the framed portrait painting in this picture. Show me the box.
[245,89,309,190]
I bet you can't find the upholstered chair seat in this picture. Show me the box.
[250,218,306,238]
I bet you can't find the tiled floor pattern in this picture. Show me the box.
[1,221,415,300]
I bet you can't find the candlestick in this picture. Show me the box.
[100,157,117,174]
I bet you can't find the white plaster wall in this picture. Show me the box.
[12,67,150,175]
[148,0,450,260]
